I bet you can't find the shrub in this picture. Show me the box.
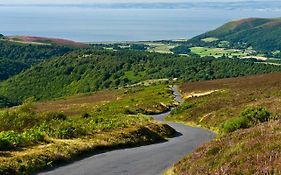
[41,120,87,139]
[222,106,272,133]
[22,128,45,144]
[171,103,194,115]
[240,106,271,124]
[0,129,45,150]
[81,112,90,118]
[124,108,136,115]
[42,112,67,121]
[0,99,39,131]
[222,117,250,133]
[0,131,23,150]
[0,110,38,132]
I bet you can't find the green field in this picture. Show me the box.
[190,47,248,58]
[201,37,219,43]
[144,42,178,54]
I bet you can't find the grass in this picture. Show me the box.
[0,84,176,174]
[170,120,281,175]
[166,72,281,132]
[144,42,178,54]
[190,47,247,58]
[124,71,146,82]
[0,123,174,175]
[201,37,219,43]
[165,72,281,174]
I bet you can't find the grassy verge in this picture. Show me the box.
[0,84,175,174]
[0,123,175,175]
[169,120,281,175]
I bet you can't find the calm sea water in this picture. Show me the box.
[0,6,281,42]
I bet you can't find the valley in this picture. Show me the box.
[0,16,281,175]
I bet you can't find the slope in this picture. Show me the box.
[1,49,281,101]
[166,72,281,174]
[189,17,281,51]
[0,36,73,81]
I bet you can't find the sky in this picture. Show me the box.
[0,0,271,4]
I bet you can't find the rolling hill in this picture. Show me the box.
[8,36,88,48]
[1,49,281,102]
[188,17,281,52]
[166,72,281,174]
[0,35,74,81]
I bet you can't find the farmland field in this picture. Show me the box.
[144,42,178,54]
[190,47,248,58]
[201,37,219,43]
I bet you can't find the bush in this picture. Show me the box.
[222,117,250,133]
[240,106,271,124]
[40,120,87,139]
[0,131,23,150]
[22,128,45,144]
[0,100,39,131]
[42,112,67,121]
[0,110,38,132]
[222,106,272,133]
[0,129,45,150]
[81,112,90,118]
[171,103,194,115]
[124,108,136,115]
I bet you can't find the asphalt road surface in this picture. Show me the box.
[38,86,215,175]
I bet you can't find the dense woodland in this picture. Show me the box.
[1,49,281,102]
[0,40,72,80]
[170,45,191,54]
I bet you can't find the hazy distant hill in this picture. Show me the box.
[189,17,281,51]
[8,36,88,48]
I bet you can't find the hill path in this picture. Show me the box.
[38,86,215,175]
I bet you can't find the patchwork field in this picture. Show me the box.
[201,37,219,43]
[144,42,178,54]
[190,47,247,58]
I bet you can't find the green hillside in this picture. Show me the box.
[0,38,72,80]
[1,49,281,102]
[189,17,281,53]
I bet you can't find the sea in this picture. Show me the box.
[0,2,281,42]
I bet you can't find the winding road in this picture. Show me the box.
[38,86,215,175]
